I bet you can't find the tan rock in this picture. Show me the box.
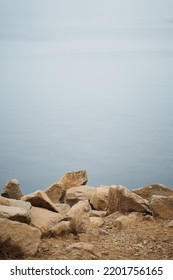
[66,242,94,253]
[0,218,41,256]
[167,220,173,228]
[132,184,173,200]
[2,179,23,199]
[90,186,109,210]
[47,221,72,237]
[30,206,63,235]
[21,190,58,212]
[55,203,71,214]
[9,199,32,211]
[0,196,10,206]
[44,170,88,203]
[0,205,31,223]
[113,213,138,229]
[149,195,173,219]
[89,217,104,227]
[91,210,106,217]
[64,185,95,206]
[107,185,151,215]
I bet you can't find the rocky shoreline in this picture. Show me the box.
[0,170,173,260]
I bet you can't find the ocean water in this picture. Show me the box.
[0,23,173,194]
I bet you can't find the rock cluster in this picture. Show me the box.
[0,170,173,258]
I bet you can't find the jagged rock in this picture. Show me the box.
[132,184,173,200]
[107,185,151,215]
[0,218,41,256]
[64,200,91,234]
[167,220,173,228]
[64,185,95,206]
[113,213,138,229]
[2,179,23,199]
[30,206,63,235]
[21,190,58,212]
[90,186,109,210]
[0,205,31,223]
[149,195,173,219]
[89,217,104,227]
[55,203,71,214]
[44,170,88,204]
[47,221,72,237]
[0,196,10,206]
[9,199,32,211]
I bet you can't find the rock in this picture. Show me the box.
[90,186,109,210]
[132,184,173,200]
[2,179,23,199]
[9,199,32,211]
[113,213,138,229]
[66,242,94,253]
[47,221,72,237]
[149,195,173,219]
[55,203,71,214]
[64,200,91,234]
[0,218,41,256]
[89,217,104,227]
[107,185,151,215]
[0,205,31,223]
[0,196,10,206]
[44,170,88,203]
[30,206,63,235]
[64,185,95,206]
[21,190,58,212]
[91,210,106,217]
[167,220,173,228]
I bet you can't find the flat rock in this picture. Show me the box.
[132,184,173,200]
[21,190,58,212]
[47,221,72,237]
[55,203,71,214]
[1,179,23,199]
[107,185,151,215]
[64,185,95,206]
[0,218,41,256]
[113,213,138,229]
[44,170,88,203]
[89,217,104,227]
[90,186,109,211]
[9,199,32,211]
[30,206,63,235]
[149,195,173,219]
[66,242,94,253]
[0,205,31,223]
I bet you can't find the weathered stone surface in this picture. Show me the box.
[90,186,109,211]
[107,185,151,215]
[30,206,63,235]
[113,213,138,229]
[55,203,71,214]
[64,185,95,206]
[47,221,72,237]
[0,205,31,223]
[0,218,41,256]
[0,196,10,206]
[64,200,91,234]
[132,184,173,200]
[2,179,23,199]
[44,170,88,203]
[9,199,32,211]
[91,210,106,217]
[66,242,94,253]
[21,190,58,212]
[89,217,104,227]
[167,220,173,228]
[149,195,173,219]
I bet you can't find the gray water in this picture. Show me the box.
[0,23,173,194]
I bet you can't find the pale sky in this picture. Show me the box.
[0,0,173,26]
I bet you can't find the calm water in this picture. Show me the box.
[0,23,173,194]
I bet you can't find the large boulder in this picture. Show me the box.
[107,185,151,215]
[0,196,10,206]
[132,184,173,200]
[90,186,109,211]
[1,179,23,199]
[30,206,63,235]
[149,195,173,219]
[64,185,95,206]
[21,190,58,212]
[8,199,32,211]
[0,205,31,224]
[64,200,91,234]
[0,218,41,256]
[44,170,88,203]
